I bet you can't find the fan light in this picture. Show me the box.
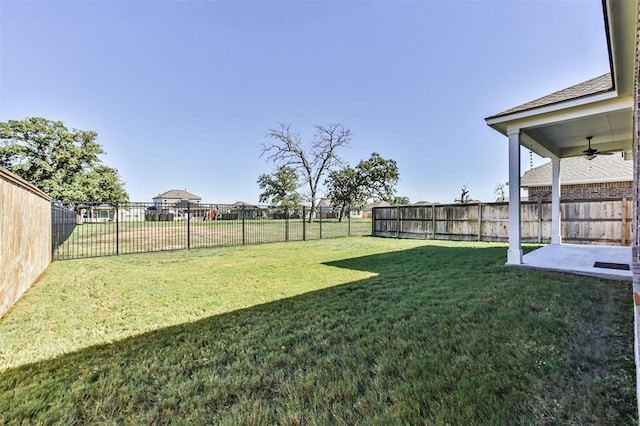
[583,136,597,160]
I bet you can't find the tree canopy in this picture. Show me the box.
[260,123,351,221]
[325,152,399,221]
[0,117,128,202]
[257,165,302,209]
[392,196,410,205]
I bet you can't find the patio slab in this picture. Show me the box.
[518,244,632,281]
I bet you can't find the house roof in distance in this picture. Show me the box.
[521,153,632,187]
[487,73,613,120]
[365,200,391,209]
[231,201,257,208]
[153,189,202,200]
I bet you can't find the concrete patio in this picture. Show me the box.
[518,244,632,281]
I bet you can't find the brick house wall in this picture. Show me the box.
[528,180,633,201]
[632,3,640,419]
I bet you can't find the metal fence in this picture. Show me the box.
[51,202,371,260]
[51,203,77,253]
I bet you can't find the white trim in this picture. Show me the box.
[508,96,633,131]
[507,131,523,265]
[551,159,561,245]
[486,90,620,127]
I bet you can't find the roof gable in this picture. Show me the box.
[521,153,632,187]
[154,189,201,200]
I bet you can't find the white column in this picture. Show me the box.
[551,158,562,245]
[507,127,522,264]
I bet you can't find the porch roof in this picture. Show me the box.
[486,73,613,120]
[484,0,637,162]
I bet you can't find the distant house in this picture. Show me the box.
[316,198,336,218]
[153,189,202,207]
[227,201,264,220]
[363,200,391,218]
[76,203,146,223]
[521,154,632,201]
[151,189,203,220]
[317,198,363,218]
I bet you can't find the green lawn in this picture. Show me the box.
[0,237,636,423]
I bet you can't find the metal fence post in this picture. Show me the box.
[115,202,120,255]
[348,207,351,237]
[303,206,307,241]
[319,207,323,239]
[187,202,191,250]
[242,205,246,245]
[371,207,375,236]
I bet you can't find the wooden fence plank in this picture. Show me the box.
[372,198,630,246]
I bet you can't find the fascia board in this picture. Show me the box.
[486,90,621,128]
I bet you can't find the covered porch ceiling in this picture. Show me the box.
[523,106,632,159]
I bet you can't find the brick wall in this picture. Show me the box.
[631,2,640,420]
[528,181,633,201]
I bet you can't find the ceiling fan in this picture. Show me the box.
[582,136,614,160]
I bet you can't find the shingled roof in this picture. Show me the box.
[521,153,632,187]
[153,189,202,201]
[487,73,614,119]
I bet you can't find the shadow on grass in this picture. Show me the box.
[1,244,636,424]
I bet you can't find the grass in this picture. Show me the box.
[0,237,636,424]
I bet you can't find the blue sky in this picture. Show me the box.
[0,0,609,204]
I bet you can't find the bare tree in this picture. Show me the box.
[494,183,506,202]
[260,123,352,221]
[455,185,471,204]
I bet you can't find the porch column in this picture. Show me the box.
[551,158,562,244]
[507,127,522,264]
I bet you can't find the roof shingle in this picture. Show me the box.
[521,153,632,187]
[488,73,613,119]
[153,189,202,200]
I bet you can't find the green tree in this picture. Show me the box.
[85,165,129,203]
[0,117,128,202]
[257,165,302,210]
[325,152,400,221]
[325,166,368,221]
[260,123,351,222]
[392,196,410,205]
[357,152,399,201]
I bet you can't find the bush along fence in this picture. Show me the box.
[51,202,371,260]
[373,197,632,246]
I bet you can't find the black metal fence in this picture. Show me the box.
[51,203,77,254]
[51,202,371,260]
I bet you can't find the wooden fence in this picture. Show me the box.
[0,167,52,318]
[372,198,632,246]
